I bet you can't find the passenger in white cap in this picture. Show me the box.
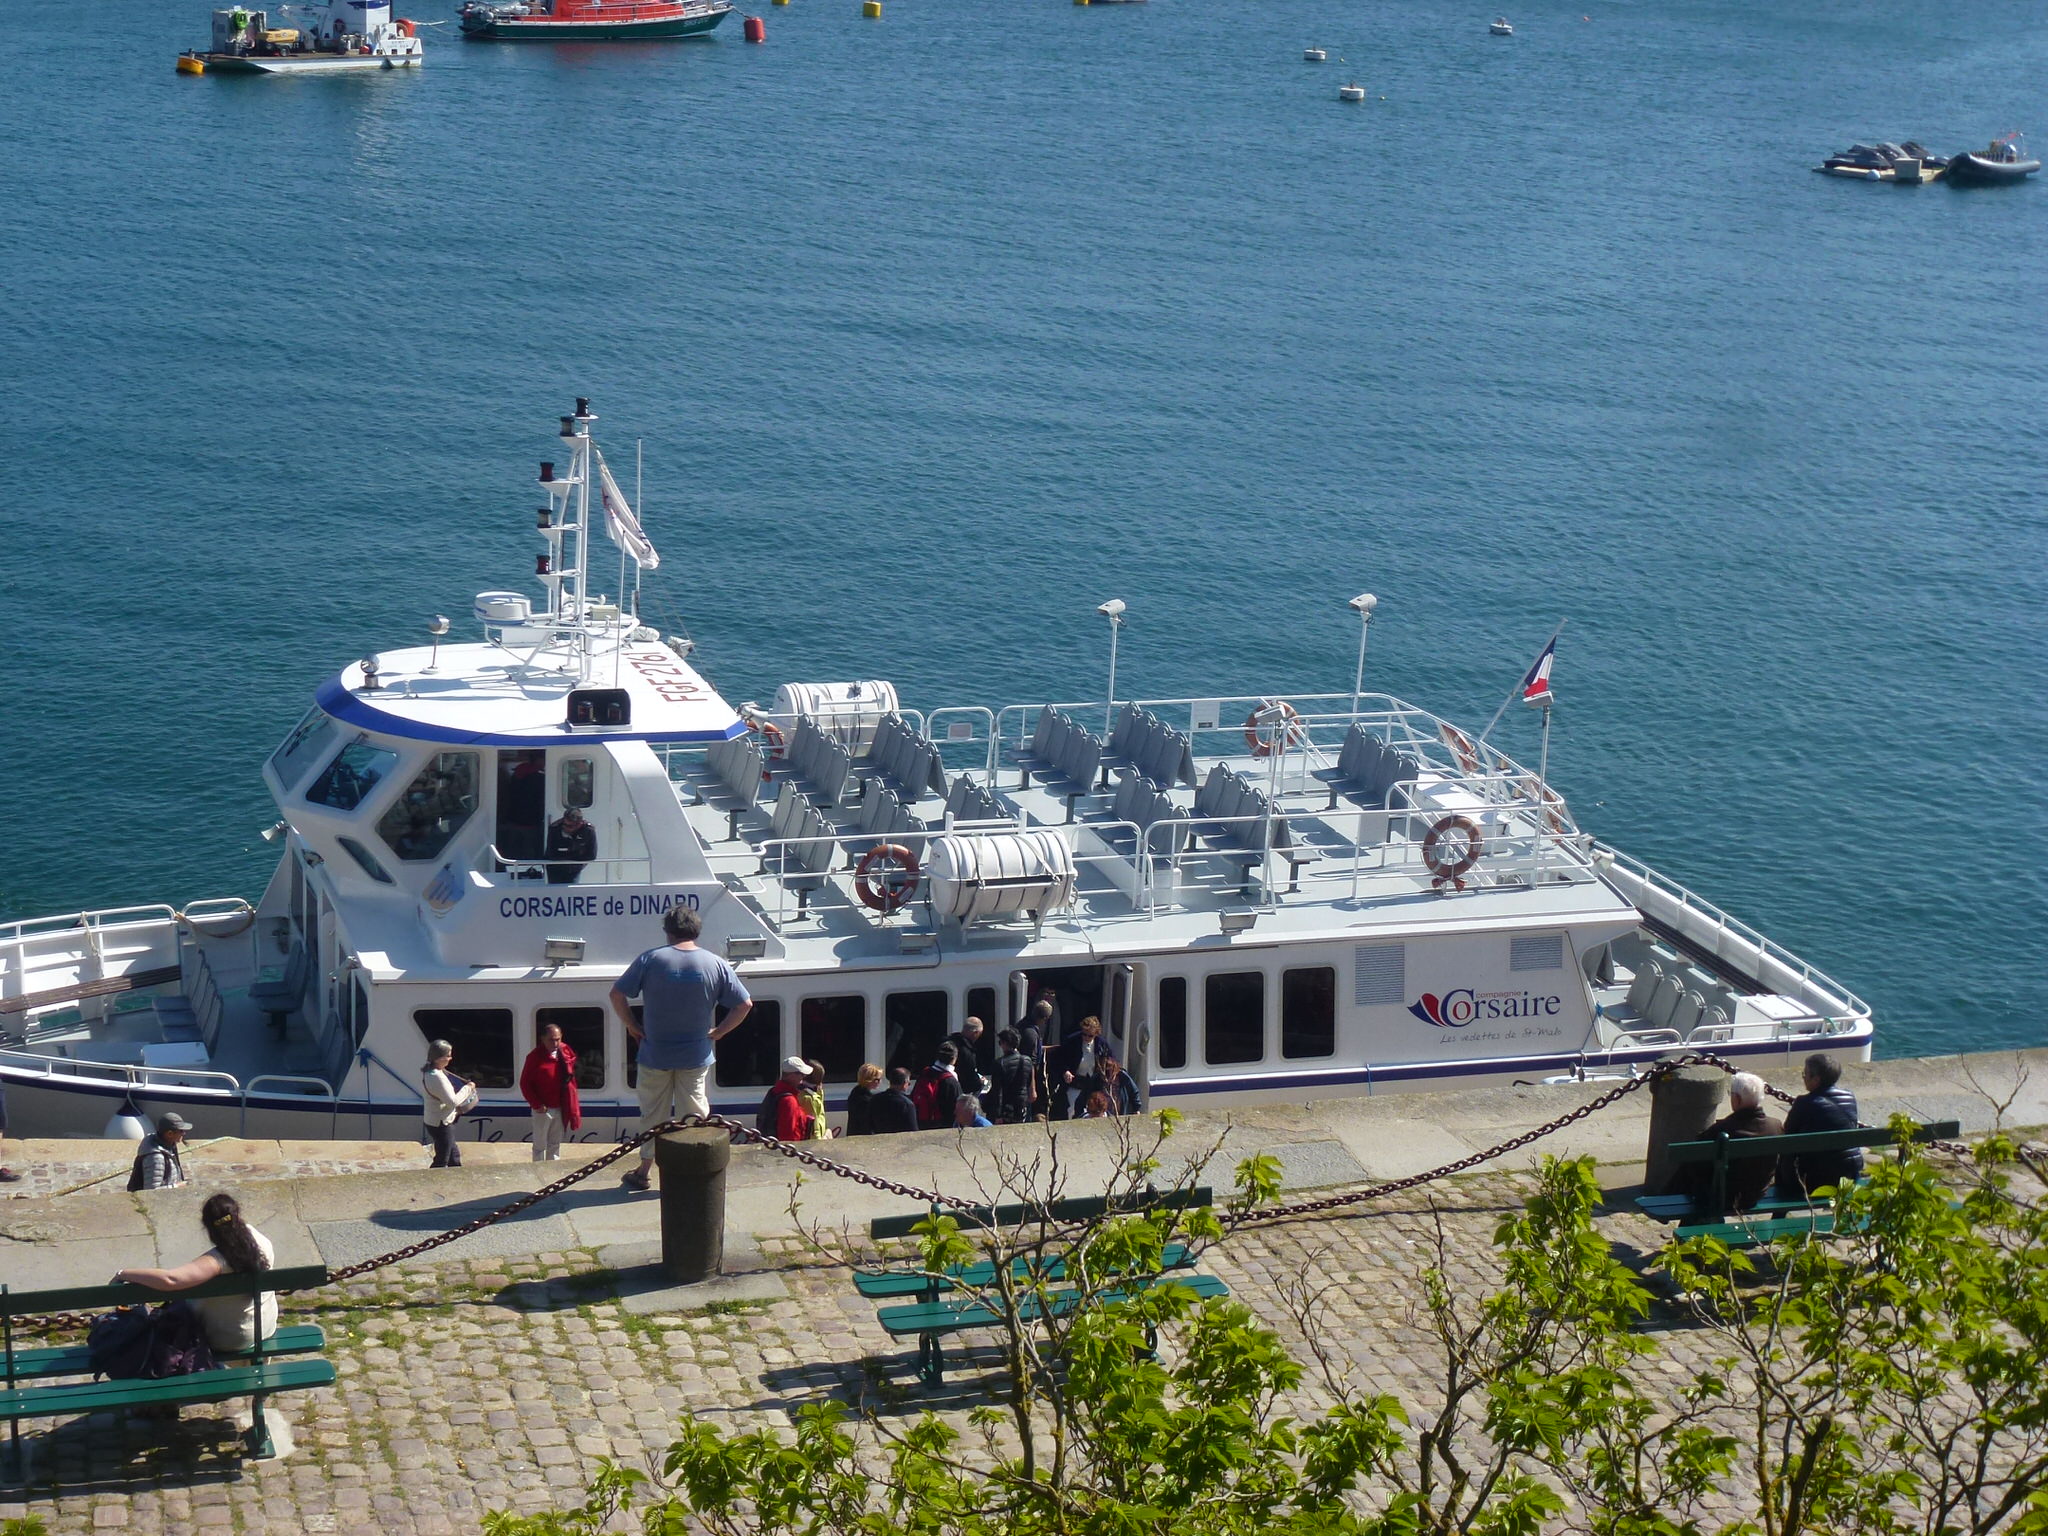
[755,1056,816,1142]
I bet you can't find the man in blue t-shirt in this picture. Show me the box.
[608,907,752,1191]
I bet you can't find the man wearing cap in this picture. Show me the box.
[756,1057,817,1143]
[609,907,751,1192]
[130,1113,192,1191]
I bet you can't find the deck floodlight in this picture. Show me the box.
[426,613,450,672]
[1219,911,1258,935]
[1097,599,1127,736]
[1348,592,1378,719]
[260,820,288,844]
[725,936,769,962]
[542,936,586,965]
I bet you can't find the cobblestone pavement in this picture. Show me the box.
[3,1151,2032,1535]
[0,1172,1731,1535]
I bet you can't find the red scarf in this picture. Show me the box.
[519,1043,582,1130]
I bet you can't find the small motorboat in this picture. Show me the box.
[1814,140,1947,183]
[1490,17,1512,34]
[1947,135,2039,186]
[1304,45,1326,61]
[1338,82,1365,101]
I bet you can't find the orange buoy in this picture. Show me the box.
[743,12,764,39]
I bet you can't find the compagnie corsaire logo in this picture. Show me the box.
[1409,988,1563,1028]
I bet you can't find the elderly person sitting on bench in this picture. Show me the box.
[1672,1071,1783,1214]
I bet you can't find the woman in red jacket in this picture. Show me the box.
[520,1022,582,1161]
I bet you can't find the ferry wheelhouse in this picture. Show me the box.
[0,403,1872,1143]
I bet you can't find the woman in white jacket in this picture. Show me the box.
[422,1040,477,1168]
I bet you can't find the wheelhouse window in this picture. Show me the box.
[377,751,480,861]
[336,837,394,885]
[413,1007,514,1088]
[885,990,949,1077]
[536,1005,607,1091]
[800,995,866,1081]
[269,708,338,792]
[560,758,595,810]
[1204,971,1265,1065]
[1281,967,1336,1059]
[1157,976,1188,1070]
[715,999,783,1089]
[307,739,399,813]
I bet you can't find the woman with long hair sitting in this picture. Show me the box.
[112,1192,278,1354]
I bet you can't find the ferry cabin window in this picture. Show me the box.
[307,740,400,813]
[377,751,480,861]
[413,1007,514,1089]
[714,999,783,1089]
[336,837,394,885]
[1204,971,1265,1065]
[800,995,866,1081]
[1157,976,1189,1070]
[536,1005,607,1091]
[1281,967,1337,1059]
[269,708,338,792]
[560,758,595,810]
[885,991,949,1078]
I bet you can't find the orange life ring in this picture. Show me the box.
[1243,700,1303,758]
[395,16,416,34]
[1438,721,1481,774]
[1421,814,1482,891]
[854,843,920,913]
[754,719,786,760]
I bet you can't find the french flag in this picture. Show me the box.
[1520,636,1556,705]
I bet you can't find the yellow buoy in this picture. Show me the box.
[862,0,880,14]
[176,54,206,74]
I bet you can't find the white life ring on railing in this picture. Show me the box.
[1244,701,1303,758]
[177,900,257,938]
[1421,814,1481,892]
[854,843,919,913]
[1438,721,1481,774]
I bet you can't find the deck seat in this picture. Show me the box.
[944,774,1008,826]
[246,946,308,1032]
[699,733,765,839]
[783,720,855,808]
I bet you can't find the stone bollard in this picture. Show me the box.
[1643,1064,1726,1195]
[654,1128,730,1284]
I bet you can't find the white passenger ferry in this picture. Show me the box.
[0,403,1871,1143]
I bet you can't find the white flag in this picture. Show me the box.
[594,450,660,571]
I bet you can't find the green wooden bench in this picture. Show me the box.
[1661,1120,1958,1248]
[2,1265,336,1481]
[863,1189,1223,1385]
[879,1273,1232,1385]
[1633,1186,1867,1223]
[854,1243,1194,1300]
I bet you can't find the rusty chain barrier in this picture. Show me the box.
[10,1051,1972,1334]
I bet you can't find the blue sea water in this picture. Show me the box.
[1,0,2043,1059]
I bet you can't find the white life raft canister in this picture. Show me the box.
[926,831,1078,924]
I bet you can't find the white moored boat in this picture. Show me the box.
[0,402,1873,1145]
